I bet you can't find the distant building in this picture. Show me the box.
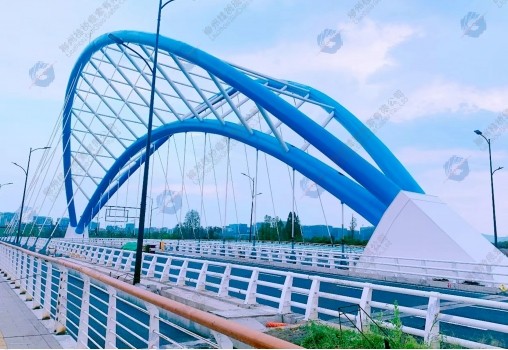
[88,221,99,231]
[125,223,135,234]
[359,226,376,241]
[106,225,120,233]
[224,224,248,238]
[58,217,70,229]
[0,212,16,227]
[32,216,53,229]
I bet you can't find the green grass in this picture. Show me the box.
[298,321,427,349]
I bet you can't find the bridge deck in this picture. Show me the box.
[0,276,62,349]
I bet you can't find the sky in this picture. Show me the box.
[0,0,507,237]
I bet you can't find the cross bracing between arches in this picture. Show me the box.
[61,30,424,234]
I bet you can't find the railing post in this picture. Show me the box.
[19,252,27,293]
[25,254,34,301]
[160,258,172,282]
[196,262,209,292]
[278,275,293,314]
[98,248,107,265]
[33,257,43,309]
[146,255,157,278]
[106,250,115,266]
[304,279,320,320]
[244,269,259,305]
[177,260,189,286]
[356,284,373,331]
[105,286,117,349]
[55,266,68,334]
[85,246,94,262]
[145,303,160,349]
[42,262,53,320]
[311,251,318,267]
[77,275,91,348]
[114,251,124,270]
[14,250,21,288]
[328,254,335,269]
[424,292,440,348]
[124,252,134,272]
[218,264,231,297]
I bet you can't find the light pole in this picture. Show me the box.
[110,0,178,285]
[341,201,345,256]
[149,197,159,240]
[241,173,261,248]
[12,146,50,245]
[474,130,502,247]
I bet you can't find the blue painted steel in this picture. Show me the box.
[74,120,386,233]
[262,79,424,194]
[62,30,423,233]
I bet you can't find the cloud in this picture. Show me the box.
[393,146,508,235]
[395,79,508,121]
[224,19,418,83]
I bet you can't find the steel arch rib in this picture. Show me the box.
[261,79,424,194]
[74,120,386,234]
[63,30,422,229]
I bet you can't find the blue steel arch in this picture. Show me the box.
[74,120,386,234]
[62,30,424,232]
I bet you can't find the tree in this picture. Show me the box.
[183,209,200,239]
[349,214,357,239]
[284,212,302,242]
[259,215,272,241]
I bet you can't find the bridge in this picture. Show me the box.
[1,29,507,348]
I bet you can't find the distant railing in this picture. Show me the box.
[51,237,508,287]
[47,240,508,348]
[0,242,300,349]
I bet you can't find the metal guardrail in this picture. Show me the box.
[0,242,300,349]
[55,237,508,287]
[48,240,508,348]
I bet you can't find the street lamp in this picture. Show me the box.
[12,146,50,245]
[0,182,13,190]
[110,0,178,285]
[474,130,502,247]
[241,173,262,248]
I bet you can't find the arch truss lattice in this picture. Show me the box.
[61,30,424,235]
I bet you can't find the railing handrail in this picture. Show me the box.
[0,242,301,349]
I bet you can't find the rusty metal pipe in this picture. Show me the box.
[1,243,301,349]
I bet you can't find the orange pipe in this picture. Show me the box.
[1,243,301,349]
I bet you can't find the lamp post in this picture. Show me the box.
[474,130,502,247]
[12,146,50,245]
[241,173,261,248]
[149,197,159,240]
[341,201,345,257]
[111,0,178,285]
